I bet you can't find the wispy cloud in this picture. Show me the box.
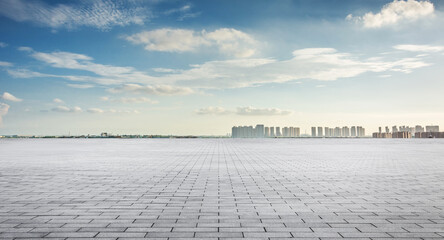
[67,83,95,89]
[108,84,194,96]
[195,107,231,115]
[195,106,293,116]
[0,102,10,125]
[53,98,64,104]
[8,47,433,93]
[0,0,149,30]
[394,44,444,52]
[347,0,434,28]
[87,108,104,114]
[101,96,158,104]
[164,4,200,21]
[2,92,22,102]
[236,107,292,116]
[0,61,13,67]
[0,42,7,48]
[125,28,258,58]
[6,69,53,78]
[51,106,82,113]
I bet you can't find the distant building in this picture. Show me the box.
[317,127,323,137]
[415,125,424,133]
[342,126,350,137]
[426,125,439,132]
[270,127,275,137]
[415,131,444,138]
[333,127,340,137]
[351,126,356,137]
[264,127,270,137]
[282,127,289,137]
[373,132,392,138]
[294,127,300,137]
[311,127,316,137]
[385,126,390,133]
[392,131,412,138]
[392,125,398,133]
[276,127,281,137]
[357,126,365,137]
[255,124,265,138]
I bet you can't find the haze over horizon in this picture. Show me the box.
[0,0,443,135]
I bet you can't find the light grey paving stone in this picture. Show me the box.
[1,138,444,239]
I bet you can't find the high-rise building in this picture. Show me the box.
[378,127,382,133]
[282,127,289,137]
[255,124,264,138]
[276,127,281,137]
[311,127,316,137]
[426,125,439,132]
[294,127,300,137]
[385,126,390,133]
[351,126,356,137]
[264,127,270,137]
[289,127,294,137]
[342,126,350,137]
[317,127,323,137]
[415,125,424,133]
[392,126,398,133]
[334,127,341,137]
[357,126,365,137]
[270,127,275,137]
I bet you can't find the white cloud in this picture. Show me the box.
[126,28,209,52]
[195,106,292,116]
[0,42,7,48]
[87,108,104,114]
[0,0,149,30]
[163,4,200,21]
[236,107,292,116]
[18,46,33,52]
[51,106,82,113]
[195,107,232,115]
[109,84,194,96]
[7,69,53,78]
[102,96,158,104]
[394,44,444,52]
[67,83,95,89]
[0,61,13,67]
[204,28,258,58]
[0,102,10,125]
[53,98,64,103]
[2,92,22,102]
[347,0,434,28]
[125,28,258,58]
[9,47,432,93]
[159,48,429,88]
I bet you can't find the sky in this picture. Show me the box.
[0,0,444,136]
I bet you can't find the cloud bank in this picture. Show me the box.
[126,28,258,58]
[2,92,22,102]
[196,106,293,116]
[347,0,434,28]
[7,46,433,94]
[0,0,149,30]
[394,44,444,52]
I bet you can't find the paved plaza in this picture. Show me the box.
[1,138,444,239]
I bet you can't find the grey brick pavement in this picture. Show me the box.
[1,138,444,239]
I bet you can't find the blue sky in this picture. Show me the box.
[0,0,443,135]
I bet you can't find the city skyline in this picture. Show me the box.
[1,0,444,135]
